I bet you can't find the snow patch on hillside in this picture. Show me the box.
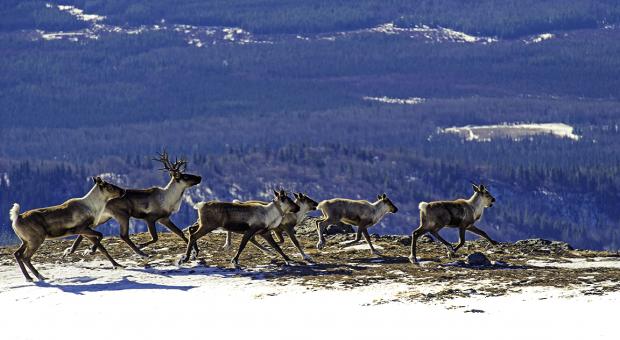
[56,4,106,22]
[371,23,497,44]
[440,123,581,142]
[37,4,268,46]
[524,33,555,44]
[363,96,426,105]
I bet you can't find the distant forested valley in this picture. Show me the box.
[1,0,619,250]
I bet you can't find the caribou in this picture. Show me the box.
[63,151,201,258]
[222,192,319,261]
[409,183,498,264]
[315,194,398,255]
[181,190,300,267]
[10,177,125,281]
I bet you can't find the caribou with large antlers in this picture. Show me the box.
[10,177,125,281]
[409,183,498,264]
[64,151,201,257]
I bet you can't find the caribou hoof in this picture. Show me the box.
[62,247,73,258]
[301,254,313,262]
[370,249,382,256]
[189,249,198,261]
[316,241,325,250]
[222,243,233,251]
[177,255,188,266]
[82,248,96,256]
[408,256,418,264]
[112,263,125,269]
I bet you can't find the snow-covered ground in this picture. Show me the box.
[528,257,620,269]
[440,123,581,142]
[0,259,618,340]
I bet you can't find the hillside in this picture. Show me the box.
[1,225,620,339]
[1,1,620,250]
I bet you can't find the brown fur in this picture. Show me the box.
[315,193,398,255]
[409,184,497,263]
[182,190,300,267]
[10,177,125,281]
[223,193,319,261]
[64,152,201,257]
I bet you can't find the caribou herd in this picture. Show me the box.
[8,152,499,281]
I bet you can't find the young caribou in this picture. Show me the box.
[10,177,125,281]
[222,193,319,261]
[64,151,201,257]
[315,194,398,255]
[409,183,498,264]
[181,190,300,267]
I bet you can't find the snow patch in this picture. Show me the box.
[363,96,426,105]
[528,257,620,269]
[371,23,497,44]
[56,4,106,22]
[524,33,555,44]
[440,123,581,142]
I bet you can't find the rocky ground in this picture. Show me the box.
[2,218,619,305]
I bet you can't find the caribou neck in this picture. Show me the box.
[80,185,108,215]
[468,192,485,220]
[264,201,285,227]
[162,177,187,201]
[371,200,390,223]
[294,203,312,224]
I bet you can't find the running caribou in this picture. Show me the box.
[409,183,498,264]
[315,194,398,255]
[181,190,300,267]
[10,177,125,281]
[222,192,319,261]
[64,151,201,258]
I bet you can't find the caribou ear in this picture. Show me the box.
[472,184,480,192]
[382,193,387,199]
[273,190,279,197]
[280,189,286,196]
[377,194,382,200]
[479,184,486,192]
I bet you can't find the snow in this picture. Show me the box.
[57,4,106,22]
[528,257,620,269]
[37,4,268,46]
[524,33,555,44]
[1,259,618,340]
[363,96,426,105]
[371,23,497,44]
[440,123,581,142]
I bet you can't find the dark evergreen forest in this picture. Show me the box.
[1,1,619,249]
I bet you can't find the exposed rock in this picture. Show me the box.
[515,238,574,252]
[325,223,355,235]
[466,252,491,266]
[397,234,434,246]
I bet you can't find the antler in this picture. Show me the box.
[171,156,188,173]
[153,150,187,173]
